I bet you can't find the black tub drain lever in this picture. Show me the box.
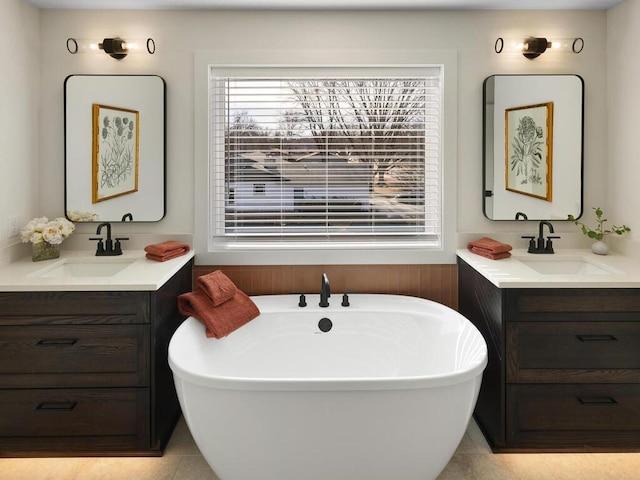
[298,293,307,307]
[341,293,350,307]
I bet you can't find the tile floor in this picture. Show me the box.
[1,418,639,480]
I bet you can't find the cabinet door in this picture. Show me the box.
[507,322,640,383]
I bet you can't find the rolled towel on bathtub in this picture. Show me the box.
[178,290,260,339]
[144,241,191,262]
[196,270,237,306]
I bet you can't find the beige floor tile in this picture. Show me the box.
[70,456,180,480]
[498,453,565,480]
[437,453,513,480]
[172,456,220,480]
[0,457,89,480]
[588,453,640,480]
[454,433,480,454]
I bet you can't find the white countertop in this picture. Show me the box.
[0,250,194,292]
[457,248,640,288]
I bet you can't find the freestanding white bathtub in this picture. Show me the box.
[169,294,487,480]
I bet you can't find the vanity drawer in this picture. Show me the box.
[0,325,149,388]
[507,321,640,383]
[506,289,640,322]
[507,384,640,449]
[0,291,149,323]
[0,388,150,454]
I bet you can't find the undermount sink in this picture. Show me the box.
[516,256,621,275]
[31,258,136,278]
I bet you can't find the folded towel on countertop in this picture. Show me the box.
[177,270,260,338]
[144,241,190,262]
[467,237,513,254]
[468,248,512,260]
[196,270,237,306]
[467,237,512,260]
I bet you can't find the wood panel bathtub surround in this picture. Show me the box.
[192,264,458,309]
[458,257,640,453]
[0,259,193,457]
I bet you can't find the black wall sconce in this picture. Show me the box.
[66,37,155,59]
[495,37,584,59]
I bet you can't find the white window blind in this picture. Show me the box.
[209,70,442,242]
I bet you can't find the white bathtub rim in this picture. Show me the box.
[169,295,488,392]
[170,343,487,392]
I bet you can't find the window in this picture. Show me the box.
[194,51,457,265]
[209,69,443,244]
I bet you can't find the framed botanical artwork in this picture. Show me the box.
[92,104,140,203]
[505,102,553,201]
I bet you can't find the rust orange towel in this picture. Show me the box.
[177,270,259,338]
[145,241,190,262]
[467,237,512,260]
[177,290,260,338]
[196,270,237,306]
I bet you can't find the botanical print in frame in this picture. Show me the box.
[92,104,139,203]
[505,102,553,202]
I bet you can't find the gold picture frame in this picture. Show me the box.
[92,104,139,203]
[505,102,553,201]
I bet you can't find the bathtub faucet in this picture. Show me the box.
[320,273,331,307]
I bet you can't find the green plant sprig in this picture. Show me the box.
[567,207,631,241]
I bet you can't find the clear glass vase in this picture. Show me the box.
[31,242,60,262]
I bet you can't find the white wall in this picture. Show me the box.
[607,0,640,253]
[35,8,607,261]
[0,0,40,262]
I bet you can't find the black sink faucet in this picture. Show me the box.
[538,221,554,251]
[522,220,560,254]
[319,273,331,307]
[90,222,128,256]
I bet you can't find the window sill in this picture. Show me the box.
[196,237,455,265]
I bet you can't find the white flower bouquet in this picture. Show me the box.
[21,216,75,245]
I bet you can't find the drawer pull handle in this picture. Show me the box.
[577,396,617,405]
[576,334,617,342]
[36,401,77,411]
[36,338,78,347]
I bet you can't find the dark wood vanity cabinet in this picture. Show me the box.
[0,259,193,457]
[458,257,640,452]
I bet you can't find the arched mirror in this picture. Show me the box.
[64,74,166,222]
[483,74,583,221]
